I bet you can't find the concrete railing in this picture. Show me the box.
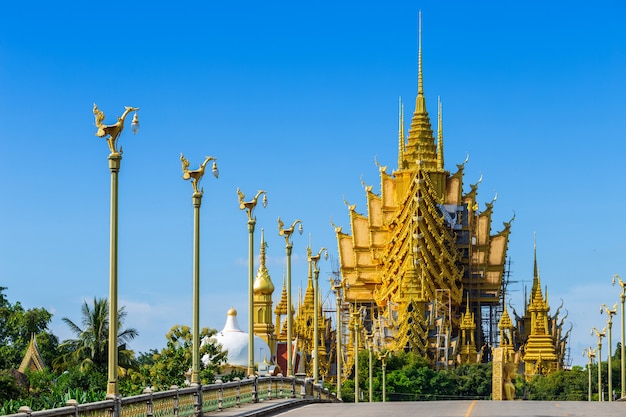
[6,375,337,417]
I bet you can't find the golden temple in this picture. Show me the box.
[333,14,512,368]
[248,13,569,383]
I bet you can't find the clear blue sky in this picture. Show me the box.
[1,1,625,368]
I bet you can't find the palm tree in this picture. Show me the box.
[55,298,138,373]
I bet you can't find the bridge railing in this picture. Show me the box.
[6,376,336,417]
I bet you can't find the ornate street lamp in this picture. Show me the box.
[278,218,303,376]
[353,305,361,403]
[583,346,596,402]
[238,189,267,377]
[330,277,344,400]
[613,274,626,399]
[308,247,328,384]
[601,303,618,401]
[591,326,606,401]
[181,154,218,384]
[92,104,139,398]
[367,333,373,402]
[378,350,389,402]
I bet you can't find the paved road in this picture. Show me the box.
[269,400,625,417]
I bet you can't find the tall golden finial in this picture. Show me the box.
[398,96,405,170]
[413,10,427,114]
[532,232,539,297]
[437,96,444,170]
[418,10,423,98]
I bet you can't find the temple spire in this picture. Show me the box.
[398,97,405,170]
[404,10,437,170]
[437,96,444,170]
[416,10,426,113]
[253,228,274,295]
[531,232,539,298]
[418,11,423,95]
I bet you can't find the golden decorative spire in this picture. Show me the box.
[398,96,405,170]
[404,10,437,171]
[530,232,542,304]
[274,276,288,316]
[437,96,444,170]
[498,305,513,332]
[461,301,476,330]
[253,229,274,295]
[417,10,424,109]
[303,246,315,307]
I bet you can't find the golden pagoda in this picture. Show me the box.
[253,229,277,358]
[292,247,329,377]
[334,13,513,365]
[512,237,570,379]
[274,277,289,342]
[458,302,477,364]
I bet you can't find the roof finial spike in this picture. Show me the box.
[531,232,541,302]
[437,95,444,170]
[533,232,538,280]
[398,96,405,170]
[418,10,423,96]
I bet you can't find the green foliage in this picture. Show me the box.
[339,379,355,402]
[524,368,586,400]
[0,368,106,414]
[0,371,25,403]
[54,297,138,374]
[345,348,596,403]
[0,291,123,413]
[121,325,228,395]
[344,350,492,403]
[0,287,58,371]
[219,369,247,383]
[453,363,492,399]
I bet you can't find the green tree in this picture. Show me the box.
[349,350,492,403]
[454,363,492,399]
[121,325,227,395]
[0,287,58,371]
[525,367,586,400]
[0,371,25,403]
[55,298,138,374]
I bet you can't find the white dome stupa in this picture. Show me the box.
[205,307,270,369]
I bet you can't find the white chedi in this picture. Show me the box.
[202,307,270,368]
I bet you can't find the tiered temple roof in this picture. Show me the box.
[18,333,46,373]
[335,13,512,362]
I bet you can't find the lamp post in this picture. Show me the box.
[238,189,267,377]
[353,305,361,403]
[601,303,618,401]
[592,327,606,401]
[92,104,139,398]
[367,334,373,402]
[583,347,596,402]
[181,154,218,385]
[308,247,328,384]
[278,218,303,376]
[378,351,389,402]
[613,274,626,398]
[330,277,344,400]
